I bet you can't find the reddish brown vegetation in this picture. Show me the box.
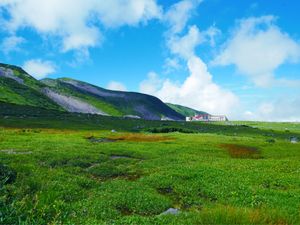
[220,144,262,159]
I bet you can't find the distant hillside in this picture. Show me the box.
[41,78,184,120]
[0,62,184,121]
[166,103,208,117]
[0,63,63,111]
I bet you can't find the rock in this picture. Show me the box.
[161,208,180,215]
[110,155,131,160]
[42,88,107,115]
[0,67,24,84]
[161,116,173,121]
[123,115,141,119]
[87,137,116,143]
[290,137,298,144]
[0,149,32,155]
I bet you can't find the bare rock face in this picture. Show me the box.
[0,67,24,84]
[161,208,180,215]
[123,115,141,119]
[61,79,124,98]
[42,88,108,115]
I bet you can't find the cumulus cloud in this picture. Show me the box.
[164,0,202,34]
[139,72,163,94]
[213,15,300,87]
[23,59,56,79]
[163,58,182,73]
[139,1,238,116]
[140,56,238,115]
[0,0,162,52]
[168,25,204,59]
[202,25,221,47]
[243,97,300,122]
[1,35,25,54]
[141,10,239,116]
[107,81,127,91]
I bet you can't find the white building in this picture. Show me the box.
[186,114,228,122]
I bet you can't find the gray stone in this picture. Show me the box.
[290,137,299,144]
[110,155,131,160]
[161,208,180,215]
[0,67,24,84]
[42,88,107,115]
[123,115,141,119]
[87,137,116,143]
[0,149,32,155]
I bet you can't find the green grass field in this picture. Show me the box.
[1,114,300,224]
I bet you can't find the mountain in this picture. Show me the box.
[0,63,184,121]
[40,78,184,120]
[0,63,63,111]
[166,103,209,117]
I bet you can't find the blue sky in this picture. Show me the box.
[0,0,300,121]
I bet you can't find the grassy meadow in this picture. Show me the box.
[0,115,300,224]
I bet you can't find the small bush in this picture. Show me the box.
[266,139,275,143]
[147,127,195,134]
[0,163,17,184]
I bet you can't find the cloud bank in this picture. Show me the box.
[140,0,238,116]
[0,35,25,54]
[0,0,162,52]
[23,59,56,79]
[213,16,300,87]
[107,81,127,92]
[243,97,300,122]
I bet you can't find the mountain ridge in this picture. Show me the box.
[0,63,189,121]
[166,103,209,117]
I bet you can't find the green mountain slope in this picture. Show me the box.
[41,78,185,120]
[0,62,185,120]
[0,63,64,110]
[166,103,208,117]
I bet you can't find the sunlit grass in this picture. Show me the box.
[0,122,300,224]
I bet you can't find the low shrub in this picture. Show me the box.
[0,163,17,185]
[147,127,195,134]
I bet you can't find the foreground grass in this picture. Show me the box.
[1,124,300,224]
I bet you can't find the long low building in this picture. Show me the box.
[186,114,228,122]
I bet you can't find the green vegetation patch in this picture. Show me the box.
[0,163,17,184]
[0,118,300,224]
[166,103,208,117]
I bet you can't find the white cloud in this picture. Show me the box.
[168,25,204,59]
[243,97,300,122]
[140,56,239,115]
[23,59,56,79]
[0,0,162,52]
[94,0,162,28]
[164,0,202,34]
[139,72,162,94]
[107,81,127,91]
[213,15,300,87]
[1,35,25,54]
[139,3,239,116]
[202,25,221,47]
[163,57,182,73]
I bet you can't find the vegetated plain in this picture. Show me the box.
[1,110,300,224]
